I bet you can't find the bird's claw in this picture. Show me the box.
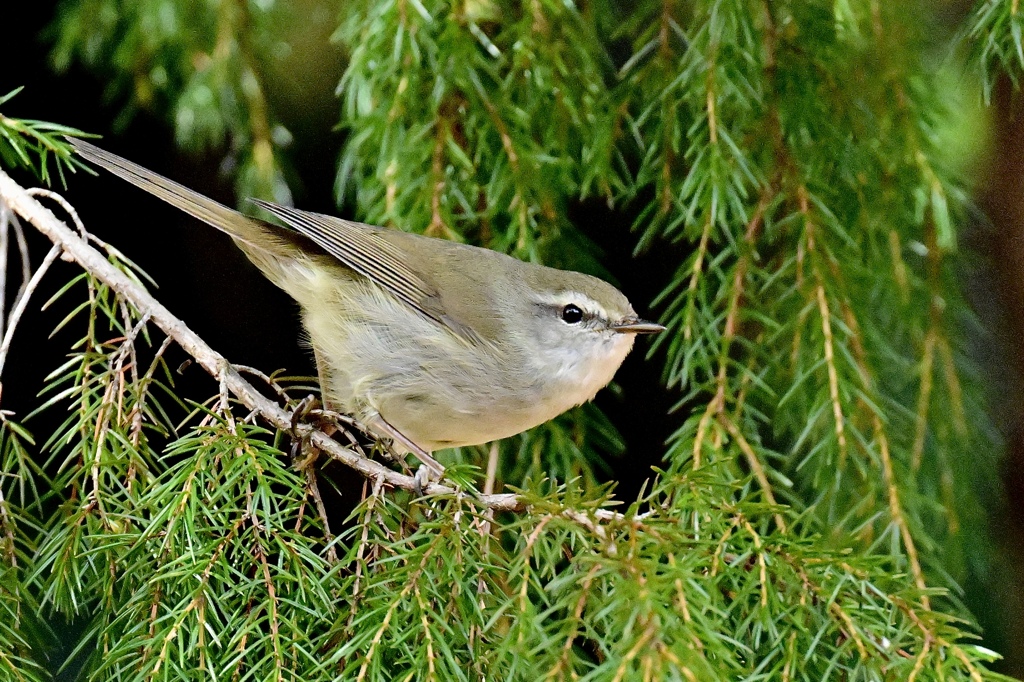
[289,395,337,470]
[307,408,342,438]
[291,402,446,496]
[413,462,443,497]
[290,394,320,438]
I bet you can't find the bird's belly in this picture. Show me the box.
[295,273,628,452]
[297,279,538,449]
[376,353,623,451]
[379,390,564,451]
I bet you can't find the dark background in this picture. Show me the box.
[4,0,1024,676]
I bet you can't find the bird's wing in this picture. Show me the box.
[249,200,482,344]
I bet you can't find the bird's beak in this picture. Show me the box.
[611,317,666,334]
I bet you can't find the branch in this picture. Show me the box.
[0,168,523,511]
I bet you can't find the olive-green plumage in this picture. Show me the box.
[70,139,662,470]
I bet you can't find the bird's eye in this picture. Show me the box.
[561,304,584,324]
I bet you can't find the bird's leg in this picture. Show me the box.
[289,351,349,562]
[285,395,338,563]
[365,412,445,492]
[311,347,339,437]
[307,349,376,456]
[289,394,323,468]
[311,347,442,491]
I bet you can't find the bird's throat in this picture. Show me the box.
[539,333,636,414]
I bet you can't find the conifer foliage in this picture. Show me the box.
[0,0,1022,679]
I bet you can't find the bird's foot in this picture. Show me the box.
[365,412,445,493]
[290,395,342,435]
[290,394,319,433]
[290,395,371,460]
[413,464,438,497]
[289,395,323,469]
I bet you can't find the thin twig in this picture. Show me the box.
[477,442,500,538]
[719,415,787,532]
[0,244,60,384]
[0,208,8,339]
[9,211,30,313]
[303,460,337,563]
[130,335,174,448]
[562,509,615,554]
[873,413,930,610]
[0,187,94,388]
[0,484,17,568]
[232,364,292,403]
[12,215,30,297]
[692,196,768,468]
[910,329,935,472]
[27,187,86,237]
[798,188,849,467]
[348,475,383,633]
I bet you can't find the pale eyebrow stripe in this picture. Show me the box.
[532,292,605,315]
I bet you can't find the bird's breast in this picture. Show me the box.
[292,268,636,450]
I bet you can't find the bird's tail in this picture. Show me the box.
[68,138,291,259]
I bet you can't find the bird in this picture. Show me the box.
[69,138,664,481]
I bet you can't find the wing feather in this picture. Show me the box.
[250,200,480,343]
